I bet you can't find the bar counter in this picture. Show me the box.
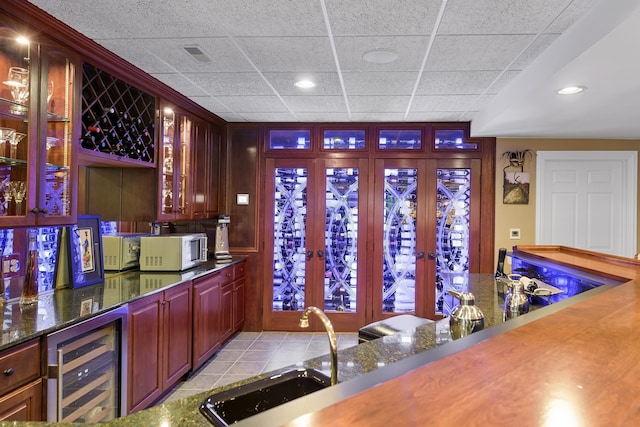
[3,246,639,426]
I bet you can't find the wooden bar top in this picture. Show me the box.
[269,246,640,426]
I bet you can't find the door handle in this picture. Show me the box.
[317,250,325,259]
[427,252,436,260]
[306,250,314,259]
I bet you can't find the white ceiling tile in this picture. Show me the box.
[334,36,430,72]
[183,73,275,96]
[234,37,335,72]
[295,112,356,122]
[350,112,408,121]
[281,96,347,113]
[342,72,417,96]
[325,0,442,36]
[405,112,469,122]
[94,39,176,74]
[235,112,298,122]
[547,0,600,33]
[410,95,482,112]
[416,71,502,95]
[262,73,344,96]
[349,96,412,113]
[426,35,535,71]
[213,96,290,113]
[206,0,327,36]
[439,0,569,34]
[509,34,559,70]
[152,74,208,97]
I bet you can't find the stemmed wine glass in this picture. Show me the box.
[9,181,26,216]
[0,127,15,158]
[9,132,26,159]
[5,67,29,104]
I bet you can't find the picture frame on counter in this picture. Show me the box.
[68,214,104,288]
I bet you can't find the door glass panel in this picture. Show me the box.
[323,130,365,150]
[269,129,310,150]
[161,110,175,215]
[44,50,73,216]
[436,168,471,315]
[272,167,307,311]
[177,116,191,214]
[324,167,359,312]
[378,129,421,150]
[382,168,417,313]
[434,129,477,150]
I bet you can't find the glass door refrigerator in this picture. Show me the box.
[46,305,128,422]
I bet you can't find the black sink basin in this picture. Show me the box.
[199,368,331,426]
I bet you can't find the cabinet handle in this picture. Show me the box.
[317,250,325,259]
[428,252,436,260]
[40,207,48,214]
[306,251,314,259]
[416,251,425,259]
[30,207,40,214]
[3,368,14,376]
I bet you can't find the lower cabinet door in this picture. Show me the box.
[0,379,43,421]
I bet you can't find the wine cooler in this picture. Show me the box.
[46,305,128,423]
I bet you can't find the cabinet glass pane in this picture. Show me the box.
[44,50,73,216]
[269,129,310,150]
[0,28,31,217]
[161,111,175,215]
[435,168,471,315]
[382,168,417,313]
[378,129,421,150]
[324,167,358,312]
[272,167,307,311]
[177,116,191,215]
[323,130,365,150]
[434,129,477,150]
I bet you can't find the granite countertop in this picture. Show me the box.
[105,273,550,427]
[0,258,244,352]
[0,271,550,426]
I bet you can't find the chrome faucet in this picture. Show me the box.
[299,306,338,385]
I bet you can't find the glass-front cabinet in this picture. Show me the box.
[159,107,191,220]
[0,18,77,226]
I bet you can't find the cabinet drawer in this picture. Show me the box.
[0,340,41,397]
[220,265,234,284]
[234,262,246,279]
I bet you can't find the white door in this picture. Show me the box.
[536,151,637,257]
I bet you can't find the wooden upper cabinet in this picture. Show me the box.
[0,17,80,227]
[191,120,220,219]
[158,106,220,221]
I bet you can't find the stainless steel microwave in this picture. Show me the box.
[139,233,208,271]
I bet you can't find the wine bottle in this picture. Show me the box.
[20,229,38,306]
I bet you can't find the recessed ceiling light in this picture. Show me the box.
[557,85,586,95]
[362,49,399,64]
[294,79,316,89]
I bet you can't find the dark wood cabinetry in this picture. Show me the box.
[0,339,43,421]
[127,281,192,413]
[193,262,246,371]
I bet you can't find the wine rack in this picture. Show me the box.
[80,63,156,163]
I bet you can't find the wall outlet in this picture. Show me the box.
[509,228,521,239]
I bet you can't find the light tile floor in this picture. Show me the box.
[159,331,359,404]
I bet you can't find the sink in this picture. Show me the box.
[199,368,331,426]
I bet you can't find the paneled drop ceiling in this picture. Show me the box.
[24,0,640,138]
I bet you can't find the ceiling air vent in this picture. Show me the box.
[184,46,211,63]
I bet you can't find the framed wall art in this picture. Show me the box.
[68,214,104,288]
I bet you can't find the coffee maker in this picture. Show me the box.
[213,215,232,262]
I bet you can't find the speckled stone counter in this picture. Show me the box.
[0,259,244,352]
[104,274,550,427]
[0,272,551,426]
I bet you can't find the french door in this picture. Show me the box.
[263,157,369,331]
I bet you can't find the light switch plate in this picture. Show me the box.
[509,228,521,239]
[237,194,249,205]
